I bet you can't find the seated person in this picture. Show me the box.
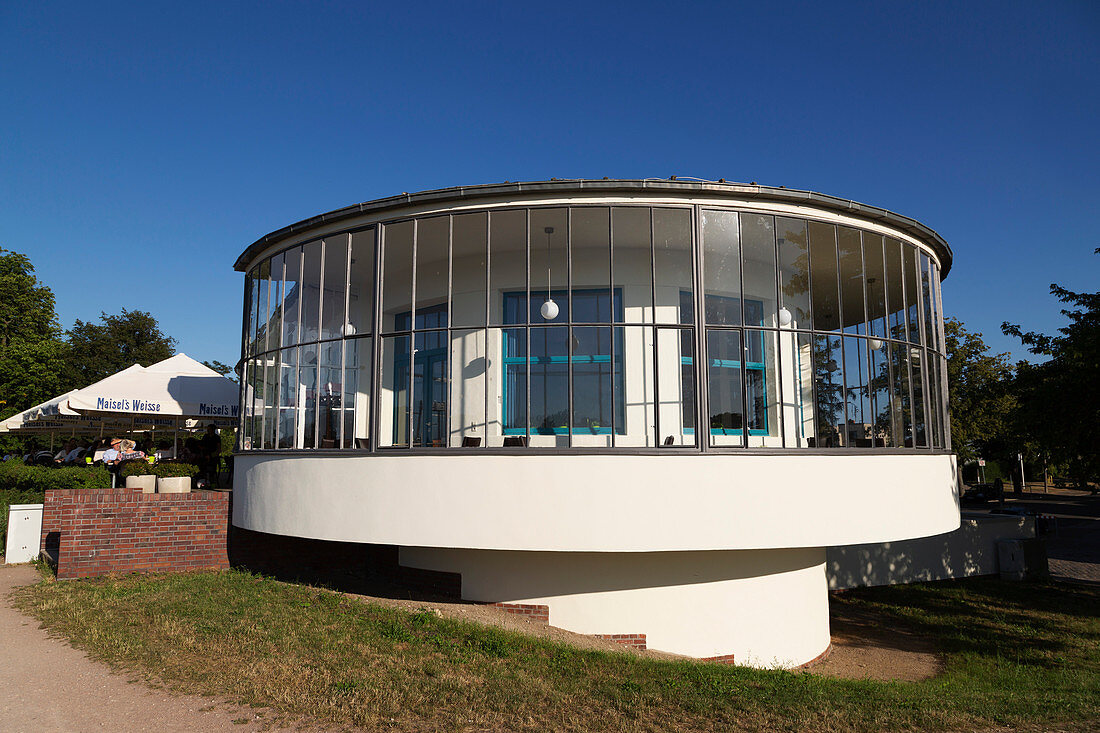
[64,442,87,464]
[54,439,76,464]
[100,438,122,465]
[117,439,146,462]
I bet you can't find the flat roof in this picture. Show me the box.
[235,179,954,276]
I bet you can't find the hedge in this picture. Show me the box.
[0,461,113,552]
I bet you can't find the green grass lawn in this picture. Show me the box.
[12,569,1099,732]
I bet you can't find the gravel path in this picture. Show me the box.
[0,563,301,733]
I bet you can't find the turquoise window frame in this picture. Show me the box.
[502,289,623,436]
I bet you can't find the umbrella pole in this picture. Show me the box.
[174,418,179,459]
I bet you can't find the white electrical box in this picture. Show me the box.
[5,503,43,564]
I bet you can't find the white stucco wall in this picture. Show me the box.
[233,452,959,552]
[400,545,830,667]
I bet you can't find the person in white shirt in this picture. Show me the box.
[54,439,75,463]
[64,442,86,464]
[101,438,122,465]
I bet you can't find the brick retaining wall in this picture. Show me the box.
[41,489,229,579]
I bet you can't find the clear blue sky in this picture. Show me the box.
[1,1,1096,368]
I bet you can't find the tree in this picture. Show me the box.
[943,317,1016,465]
[1003,248,1100,487]
[65,309,177,388]
[202,359,238,383]
[0,249,68,419]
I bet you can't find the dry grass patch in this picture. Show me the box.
[12,568,1100,732]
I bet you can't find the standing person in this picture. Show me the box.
[200,424,221,486]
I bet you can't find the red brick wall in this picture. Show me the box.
[592,633,647,650]
[40,489,229,580]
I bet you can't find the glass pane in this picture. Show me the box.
[706,329,744,447]
[656,327,696,446]
[380,335,411,447]
[255,258,270,354]
[382,221,413,332]
[343,337,370,449]
[741,214,778,328]
[572,326,614,448]
[869,338,893,447]
[837,227,865,335]
[528,326,568,446]
[702,210,741,325]
[412,330,448,447]
[317,341,342,448]
[282,247,302,346]
[920,253,936,350]
[612,207,652,323]
[777,217,810,329]
[489,210,527,325]
[244,269,256,356]
[863,233,887,340]
[570,207,611,323]
[277,347,298,449]
[263,353,278,450]
[298,343,318,449]
[744,329,778,447]
[530,208,569,325]
[452,213,487,327]
[612,326,652,447]
[449,329,486,447]
[242,359,258,450]
[416,216,449,321]
[783,331,816,448]
[347,230,375,337]
[927,349,942,449]
[809,222,840,332]
[903,244,921,344]
[843,336,871,447]
[496,326,527,446]
[320,235,348,342]
[812,333,844,447]
[300,241,322,344]
[893,342,913,447]
[884,239,906,342]
[910,346,928,447]
[653,208,693,325]
[267,253,284,351]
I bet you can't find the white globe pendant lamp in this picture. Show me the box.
[778,307,793,327]
[540,298,559,320]
[540,226,559,321]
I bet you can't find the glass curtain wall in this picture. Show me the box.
[240,206,948,453]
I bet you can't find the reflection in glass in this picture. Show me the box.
[813,333,844,447]
[809,222,840,332]
[745,329,778,447]
[920,253,936,351]
[282,247,302,346]
[318,341,342,448]
[572,326,613,445]
[903,244,921,344]
[277,347,298,449]
[863,234,887,340]
[263,353,278,450]
[612,326,651,447]
[449,329,486,447]
[910,346,927,447]
[301,241,322,344]
[655,327,695,446]
[702,210,741,325]
[346,231,374,337]
[321,235,348,342]
[416,217,449,320]
[344,337,370,449]
[382,221,413,332]
[451,214,487,328]
[412,329,448,447]
[837,227,864,335]
[843,337,870,446]
[777,217,810,329]
[267,253,284,352]
[501,327,527,442]
[490,210,527,325]
[741,214,777,328]
[869,338,893,447]
[706,329,744,447]
[381,335,410,447]
[884,239,906,342]
[255,258,270,354]
[653,209,693,324]
[528,326,569,445]
[892,342,913,447]
[571,207,611,322]
[245,270,257,356]
[612,207,651,323]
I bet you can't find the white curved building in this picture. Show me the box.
[233,179,958,667]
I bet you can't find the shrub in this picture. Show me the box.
[118,460,156,478]
[148,462,199,479]
[0,460,111,493]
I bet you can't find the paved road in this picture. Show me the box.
[0,564,301,733]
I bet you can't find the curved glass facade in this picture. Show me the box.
[239,204,948,451]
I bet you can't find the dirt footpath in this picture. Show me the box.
[0,563,301,733]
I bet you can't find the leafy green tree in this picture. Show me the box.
[65,309,177,387]
[202,360,237,382]
[0,249,68,419]
[943,317,1016,465]
[1003,248,1100,487]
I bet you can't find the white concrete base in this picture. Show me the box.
[157,477,191,493]
[400,546,830,668]
[125,475,157,493]
[5,503,43,564]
